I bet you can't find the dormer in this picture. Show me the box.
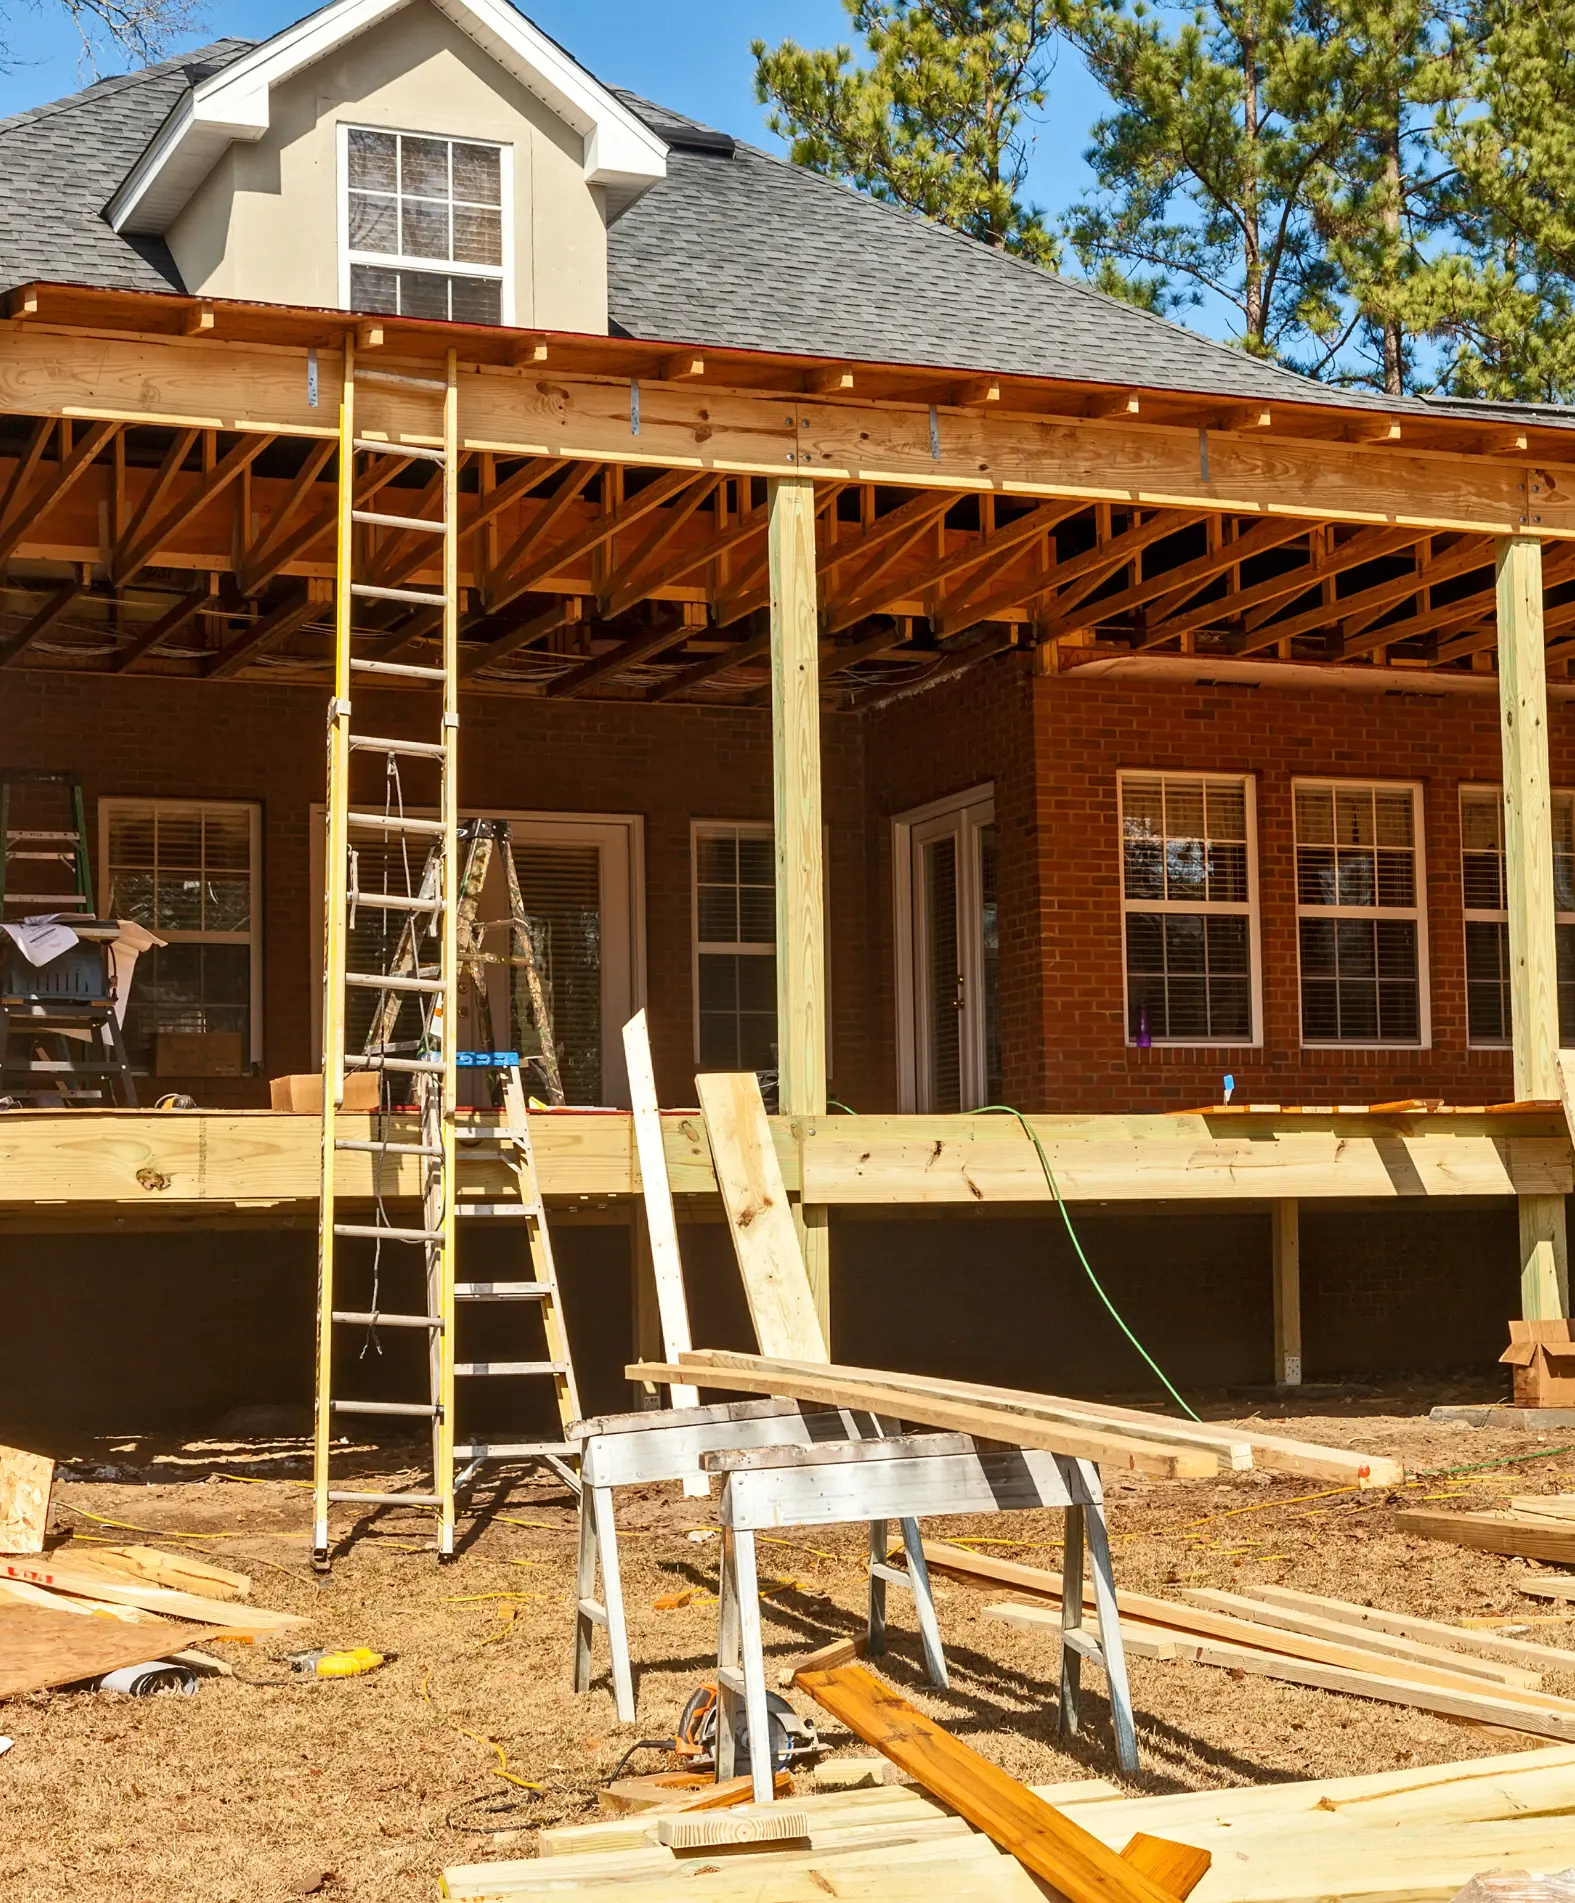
[105,0,667,333]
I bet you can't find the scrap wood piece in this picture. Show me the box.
[632,1356,1219,1480]
[0,1601,220,1697]
[655,1807,810,1849]
[794,1662,1208,1903]
[1183,1587,1544,1687]
[67,1543,251,1600]
[0,1443,52,1555]
[0,1555,300,1632]
[921,1542,1575,1705]
[623,1011,700,1416]
[1244,1582,1575,1674]
[1514,1571,1575,1602]
[986,1601,1181,1661]
[1398,1508,1575,1567]
[677,1347,1402,1487]
[1509,1496,1575,1521]
[694,1073,828,1362]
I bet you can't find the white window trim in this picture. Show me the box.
[98,796,264,1068]
[309,805,644,1105]
[337,121,515,324]
[1116,770,1263,1050]
[1294,775,1430,1050]
[1460,781,1575,1050]
[893,784,998,1112]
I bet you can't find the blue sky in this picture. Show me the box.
[0,0,1107,221]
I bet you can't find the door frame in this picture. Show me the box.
[310,805,645,1105]
[893,783,995,1113]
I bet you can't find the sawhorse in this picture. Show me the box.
[570,1397,941,1722]
[703,1431,1137,1801]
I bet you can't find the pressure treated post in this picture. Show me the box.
[1271,1199,1302,1387]
[768,474,830,1344]
[1497,535,1569,1319]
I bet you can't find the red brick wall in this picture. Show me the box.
[0,673,874,1109]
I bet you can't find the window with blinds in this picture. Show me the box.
[1461,785,1575,1046]
[693,822,777,1072]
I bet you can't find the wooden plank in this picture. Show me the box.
[1181,1588,1543,1687]
[1244,1582,1575,1672]
[0,1555,301,1632]
[0,1600,218,1696]
[621,1011,698,1412]
[1513,1571,1575,1602]
[800,1131,1573,1202]
[769,474,831,1343]
[985,1600,1183,1661]
[681,1349,1402,1487]
[1398,1508,1575,1565]
[1271,1198,1302,1386]
[655,1808,809,1849]
[792,1663,1205,1903]
[70,1544,251,1601]
[635,1358,1217,1479]
[695,1073,828,1362]
[0,1443,52,1554]
[1118,1834,1212,1901]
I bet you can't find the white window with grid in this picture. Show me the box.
[1294,780,1427,1046]
[99,799,262,1073]
[340,125,510,325]
[692,821,777,1072]
[1119,773,1259,1045]
[1460,785,1575,1047]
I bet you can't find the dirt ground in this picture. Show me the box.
[5,1385,1575,1903]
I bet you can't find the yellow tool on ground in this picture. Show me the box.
[287,1646,386,1679]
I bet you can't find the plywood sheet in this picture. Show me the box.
[0,1601,214,1696]
[0,1443,52,1554]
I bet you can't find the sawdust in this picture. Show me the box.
[2,1391,1573,1902]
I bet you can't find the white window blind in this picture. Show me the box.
[1460,785,1575,1046]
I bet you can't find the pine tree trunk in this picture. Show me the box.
[1242,12,1264,345]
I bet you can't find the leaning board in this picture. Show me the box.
[0,1602,217,1696]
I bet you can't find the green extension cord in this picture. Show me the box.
[825,1096,1199,1421]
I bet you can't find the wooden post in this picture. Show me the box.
[768,474,830,1345]
[1497,535,1569,1319]
[1271,1199,1302,1387]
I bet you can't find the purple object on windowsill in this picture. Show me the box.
[1135,1005,1152,1049]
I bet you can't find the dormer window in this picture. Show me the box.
[340,125,510,324]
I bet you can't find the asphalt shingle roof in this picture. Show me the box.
[0,38,1439,413]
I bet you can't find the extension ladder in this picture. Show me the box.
[313,345,579,1566]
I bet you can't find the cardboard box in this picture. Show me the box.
[268,1071,381,1112]
[155,1031,245,1077]
[1501,1319,1575,1407]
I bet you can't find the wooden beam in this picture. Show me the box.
[598,475,722,615]
[955,377,1001,407]
[489,467,700,616]
[482,459,599,607]
[646,626,771,701]
[1046,515,1310,641]
[0,578,85,666]
[458,594,582,679]
[0,420,117,566]
[183,304,215,336]
[110,427,199,581]
[203,583,323,678]
[114,433,271,586]
[806,365,855,396]
[769,473,830,1341]
[1272,1199,1301,1387]
[607,500,765,615]
[1233,533,1485,655]
[110,581,212,673]
[234,439,337,593]
[823,497,955,627]
[661,352,706,383]
[545,608,698,697]
[1499,535,1568,1321]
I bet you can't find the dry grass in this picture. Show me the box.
[4,1393,1575,1902]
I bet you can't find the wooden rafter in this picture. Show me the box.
[482,459,603,610]
[457,594,582,679]
[1236,535,1492,656]
[1050,515,1311,641]
[0,419,53,527]
[607,492,767,615]
[235,439,337,594]
[548,608,702,698]
[647,627,771,701]
[0,420,118,567]
[823,496,954,626]
[115,433,271,586]
[204,584,323,678]
[111,582,213,673]
[110,428,199,583]
[598,475,722,616]
[0,578,84,666]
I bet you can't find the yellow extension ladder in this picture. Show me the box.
[312,343,578,1567]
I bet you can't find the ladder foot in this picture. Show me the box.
[312,1549,332,1575]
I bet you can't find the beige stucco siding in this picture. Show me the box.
[167,0,607,332]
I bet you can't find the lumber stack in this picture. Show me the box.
[920,1540,1575,1741]
[442,1743,1575,1903]
[0,1543,299,1696]
[626,1350,1405,1488]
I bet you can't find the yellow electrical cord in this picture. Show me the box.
[419,1666,541,1794]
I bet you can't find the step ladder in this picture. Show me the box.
[0,770,93,916]
[312,343,580,1566]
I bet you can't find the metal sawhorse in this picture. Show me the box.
[703,1431,1138,1801]
[570,1397,945,1723]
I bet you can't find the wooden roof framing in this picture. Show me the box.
[1,280,1573,704]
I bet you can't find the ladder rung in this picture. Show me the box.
[335,1138,444,1158]
[355,368,450,394]
[327,1489,444,1506]
[343,1053,445,1076]
[7,850,73,860]
[454,1441,576,1461]
[352,508,448,532]
[348,810,445,835]
[455,1282,551,1300]
[5,893,87,904]
[5,829,80,841]
[350,890,443,914]
[351,656,447,680]
[331,1399,440,1418]
[457,1203,540,1219]
[353,437,446,463]
[333,1309,444,1329]
[351,583,446,607]
[332,1221,444,1242]
[344,971,445,993]
[347,734,448,759]
[456,1360,567,1377]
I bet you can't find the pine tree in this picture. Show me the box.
[752,1,1062,266]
